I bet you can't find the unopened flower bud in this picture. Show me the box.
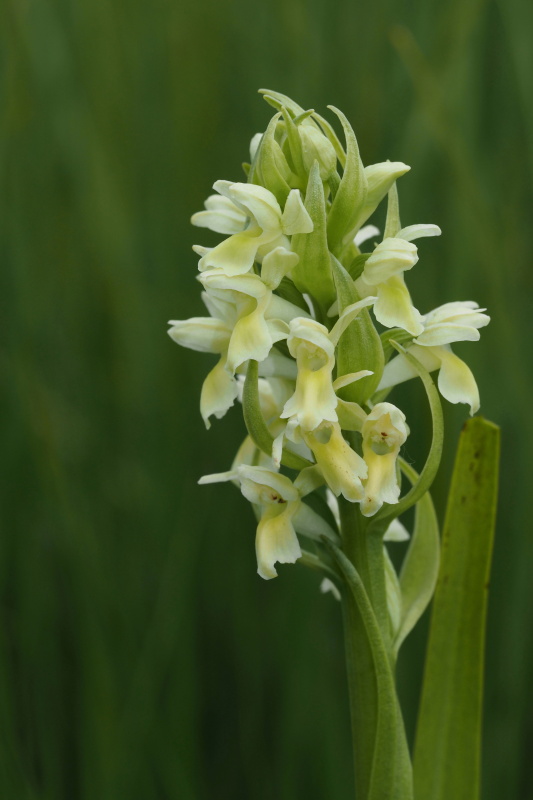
[299,124,337,180]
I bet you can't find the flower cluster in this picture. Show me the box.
[169,90,489,582]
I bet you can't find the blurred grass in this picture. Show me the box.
[1,0,532,798]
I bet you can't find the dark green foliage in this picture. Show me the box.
[1,0,531,798]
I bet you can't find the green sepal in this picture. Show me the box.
[326,106,368,255]
[393,459,440,656]
[242,360,311,471]
[242,162,251,177]
[371,341,443,530]
[331,255,384,403]
[413,417,500,800]
[323,540,413,800]
[291,161,336,309]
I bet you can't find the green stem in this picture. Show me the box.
[339,498,388,641]
[338,498,413,800]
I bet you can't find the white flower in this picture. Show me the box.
[378,301,490,414]
[192,181,313,276]
[279,299,375,433]
[360,402,408,516]
[199,465,333,580]
[304,421,368,502]
[168,295,238,429]
[356,224,441,336]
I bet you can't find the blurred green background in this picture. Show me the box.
[2,0,532,797]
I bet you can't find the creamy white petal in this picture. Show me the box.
[364,238,418,285]
[305,423,367,502]
[198,231,261,276]
[374,276,424,335]
[435,346,480,415]
[167,317,231,354]
[354,224,380,247]
[237,465,299,502]
[281,189,314,235]
[256,502,302,579]
[378,345,441,390]
[332,370,373,392]
[414,323,481,347]
[397,224,441,242]
[280,364,338,430]
[198,469,238,485]
[191,194,248,235]
[261,246,300,290]
[360,451,400,516]
[200,269,268,300]
[200,356,239,428]
[228,183,283,233]
[384,518,410,542]
[320,578,341,601]
[329,297,377,345]
[293,502,338,542]
[226,297,275,372]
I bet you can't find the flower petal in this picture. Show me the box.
[435,346,480,415]
[354,224,380,247]
[261,246,300,290]
[228,183,282,232]
[226,297,274,372]
[397,224,441,242]
[191,194,247,235]
[200,356,239,428]
[199,231,262,276]
[167,317,231,354]
[256,502,302,580]
[374,276,424,335]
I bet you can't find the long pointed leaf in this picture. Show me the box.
[413,417,500,800]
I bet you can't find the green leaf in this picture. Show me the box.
[413,417,500,800]
[372,342,443,529]
[291,161,336,309]
[323,540,413,800]
[326,106,368,254]
[242,360,311,471]
[393,459,440,656]
[330,255,384,403]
